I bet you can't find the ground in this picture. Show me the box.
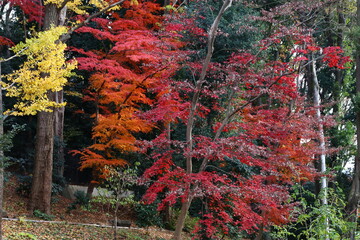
[2,176,185,240]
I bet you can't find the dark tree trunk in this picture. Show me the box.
[29,102,55,214]
[162,122,172,224]
[29,3,60,215]
[86,180,96,198]
[54,90,65,177]
[346,58,360,239]
[0,61,4,240]
[346,1,360,238]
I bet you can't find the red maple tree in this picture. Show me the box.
[71,0,184,178]
[139,1,350,239]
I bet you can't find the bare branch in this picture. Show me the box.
[59,0,72,9]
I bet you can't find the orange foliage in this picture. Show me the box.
[72,0,181,175]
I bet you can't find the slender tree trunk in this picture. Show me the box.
[172,1,232,239]
[328,3,345,172]
[54,6,67,179]
[305,55,323,197]
[334,2,345,115]
[29,3,60,214]
[347,1,360,239]
[162,122,172,224]
[0,61,4,240]
[311,55,329,239]
[54,90,65,177]
[173,196,192,240]
[114,194,119,240]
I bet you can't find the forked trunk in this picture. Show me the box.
[172,1,232,239]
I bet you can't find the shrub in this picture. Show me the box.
[33,209,54,221]
[134,202,163,228]
[16,175,32,197]
[67,190,91,212]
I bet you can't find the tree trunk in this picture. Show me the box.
[346,1,360,239]
[254,225,264,240]
[86,180,96,198]
[305,55,323,197]
[29,3,60,214]
[172,1,233,239]
[312,54,329,239]
[54,5,67,179]
[162,122,172,224]
[328,3,345,172]
[173,196,192,240]
[29,103,55,214]
[0,61,4,240]
[54,90,65,177]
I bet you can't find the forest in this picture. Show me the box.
[0,0,359,239]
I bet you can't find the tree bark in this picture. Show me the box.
[29,3,60,214]
[173,196,192,240]
[29,101,55,214]
[0,61,4,240]
[346,1,360,239]
[54,90,65,177]
[162,122,172,224]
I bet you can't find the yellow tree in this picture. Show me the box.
[5,27,76,116]
[0,26,76,239]
[23,0,125,215]
[3,0,125,216]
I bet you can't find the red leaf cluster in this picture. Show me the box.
[0,36,14,47]
[322,46,351,69]
[73,0,184,175]
[6,0,43,24]
[139,1,346,237]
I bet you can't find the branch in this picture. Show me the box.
[185,0,232,175]
[0,47,28,63]
[59,0,126,42]
[115,65,169,121]
[198,70,296,173]
[196,0,233,92]
[121,65,169,106]
[59,0,72,9]
[227,71,296,121]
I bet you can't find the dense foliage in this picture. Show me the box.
[0,0,358,239]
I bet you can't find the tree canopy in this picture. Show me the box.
[1,0,359,239]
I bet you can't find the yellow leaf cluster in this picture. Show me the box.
[129,0,139,5]
[88,0,121,11]
[44,0,120,15]
[5,26,77,116]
